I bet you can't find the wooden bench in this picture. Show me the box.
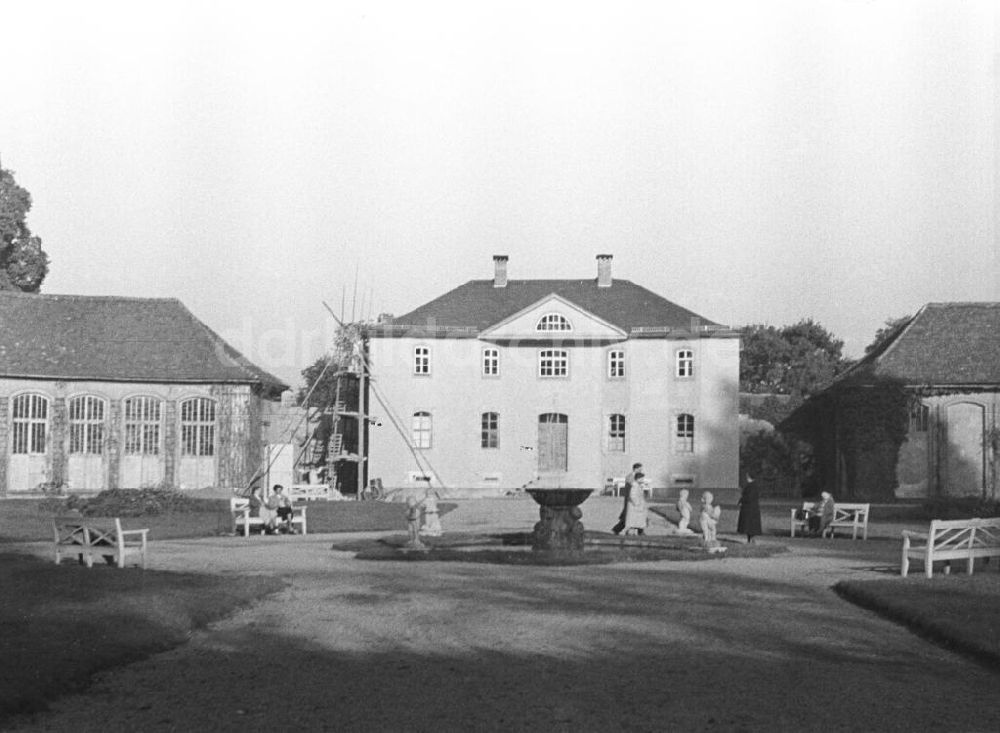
[605,477,651,499]
[53,517,148,569]
[230,498,307,537]
[901,517,1000,578]
[790,502,870,540]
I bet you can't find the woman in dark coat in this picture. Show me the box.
[736,473,762,543]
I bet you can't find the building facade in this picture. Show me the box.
[366,255,740,495]
[788,303,1000,500]
[0,292,287,494]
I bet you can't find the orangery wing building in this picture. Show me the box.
[0,291,287,494]
[366,255,740,495]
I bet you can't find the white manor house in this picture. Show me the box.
[366,255,740,495]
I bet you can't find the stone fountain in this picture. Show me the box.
[525,488,594,551]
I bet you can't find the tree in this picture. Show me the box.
[863,315,912,357]
[298,322,366,408]
[739,319,850,398]
[0,165,49,292]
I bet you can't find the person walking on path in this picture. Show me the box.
[624,471,649,536]
[612,462,642,535]
[736,473,762,543]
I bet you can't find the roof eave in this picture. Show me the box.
[0,372,289,390]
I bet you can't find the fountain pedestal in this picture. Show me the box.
[526,489,594,552]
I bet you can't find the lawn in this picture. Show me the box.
[835,573,1000,668]
[0,552,285,723]
[0,499,456,542]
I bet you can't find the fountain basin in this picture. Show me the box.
[525,488,593,507]
[525,488,594,552]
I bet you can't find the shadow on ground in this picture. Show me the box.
[7,557,1000,732]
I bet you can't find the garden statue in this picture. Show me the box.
[419,489,443,537]
[675,488,695,535]
[700,491,724,552]
[405,496,425,550]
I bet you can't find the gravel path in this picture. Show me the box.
[6,498,998,732]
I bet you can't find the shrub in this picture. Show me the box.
[40,488,220,517]
[920,497,1000,521]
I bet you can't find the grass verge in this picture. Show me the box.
[0,552,285,723]
[0,500,456,542]
[834,574,1000,669]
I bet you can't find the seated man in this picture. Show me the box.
[808,492,835,536]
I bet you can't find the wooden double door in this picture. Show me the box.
[537,413,568,473]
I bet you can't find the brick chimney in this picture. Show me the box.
[493,255,509,288]
[597,254,613,287]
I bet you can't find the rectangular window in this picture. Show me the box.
[414,346,430,375]
[538,349,569,378]
[412,412,432,449]
[481,412,499,448]
[675,413,695,453]
[482,348,499,377]
[608,350,625,379]
[676,349,694,378]
[910,403,929,432]
[608,414,626,452]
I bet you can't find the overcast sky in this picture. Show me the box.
[2,0,997,387]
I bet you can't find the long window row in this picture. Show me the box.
[9,394,216,457]
[408,411,696,453]
[414,346,697,379]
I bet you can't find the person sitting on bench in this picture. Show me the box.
[808,492,835,536]
[271,484,296,534]
[249,485,278,534]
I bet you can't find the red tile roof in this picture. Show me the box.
[0,292,288,393]
[374,279,730,335]
[845,302,1000,385]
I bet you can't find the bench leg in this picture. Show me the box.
[901,553,909,577]
[967,554,975,575]
[943,561,950,576]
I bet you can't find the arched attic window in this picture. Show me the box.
[536,313,572,331]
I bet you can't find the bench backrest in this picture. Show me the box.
[231,497,250,511]
[53,517,125,542]
[832,503,869,522]
[287,484,329,501]
[929,518,1000,550]
[800,501,868,515]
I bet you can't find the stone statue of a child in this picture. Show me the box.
[700,491,723,550]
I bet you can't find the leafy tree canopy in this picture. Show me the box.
[739,319,851,398]
[298,323,366,408]
[0,165,49,292]
[863,315,912,357]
